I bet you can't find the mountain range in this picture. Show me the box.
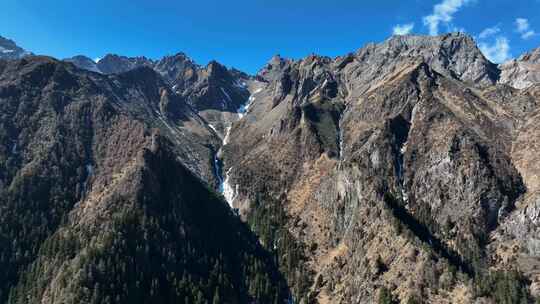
[1,33,540,303]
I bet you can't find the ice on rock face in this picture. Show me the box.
[234,80,247,89]
[212,125,235,208]
[213,85,267,208]
[238,87,263,118]
[222,168,237,208]
[208,124,218,134]
[401,188,409,203]
[400,141,408,154]
[0,46,14,54]
[223,126,232,145]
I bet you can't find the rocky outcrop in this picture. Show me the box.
[0,35,31,60]
[152,52,199,93]
[499,47,540,89]
[165,60,253,136]
[64,55,101,73]
[95,54,154,74]
[342,33,499,94]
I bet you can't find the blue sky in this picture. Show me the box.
[0,0,539,74]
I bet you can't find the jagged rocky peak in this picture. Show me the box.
[153,52,199,91]
[154,52,196,71]
[301,53,333,64]
[160,51,193,63]
[96,53,154,74]
[255,33,500,103]
[154,52,197,75]
[257,54,294,81]
[61,47,252,120]
[0,35,31,60]
[352,32,499,87]
[229,67,250,80]
[205,60,231,79]
[64,55,101,73]
[499,46,540,89]
[182,59,251,114]
[521,46,540,63]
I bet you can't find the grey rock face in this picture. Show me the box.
[153,52,199,92]
[96,54,154,74]
[499,47,540,89]
[183,60,250,111]
[0,35,31,60]
[342,33,498,97]
[64,55,101,73]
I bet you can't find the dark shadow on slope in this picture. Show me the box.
[383,192,473,276]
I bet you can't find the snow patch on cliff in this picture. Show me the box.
[208,124,218,134]
[222,168,237,208]
[238,87,263,119]
[223,126,232,145]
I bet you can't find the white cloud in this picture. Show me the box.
[423,0,472,35]
[94,57,102,63]
[522,31,535,39]
[479,37,511,63]
[515,18,536,39]
[478,26,501,39]
[516,18,530,32]
[393,23,415,35]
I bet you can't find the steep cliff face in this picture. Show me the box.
[0,57,287,304]
[221,33,539,303]
[489,84,540,296]
[499,47,540,89]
